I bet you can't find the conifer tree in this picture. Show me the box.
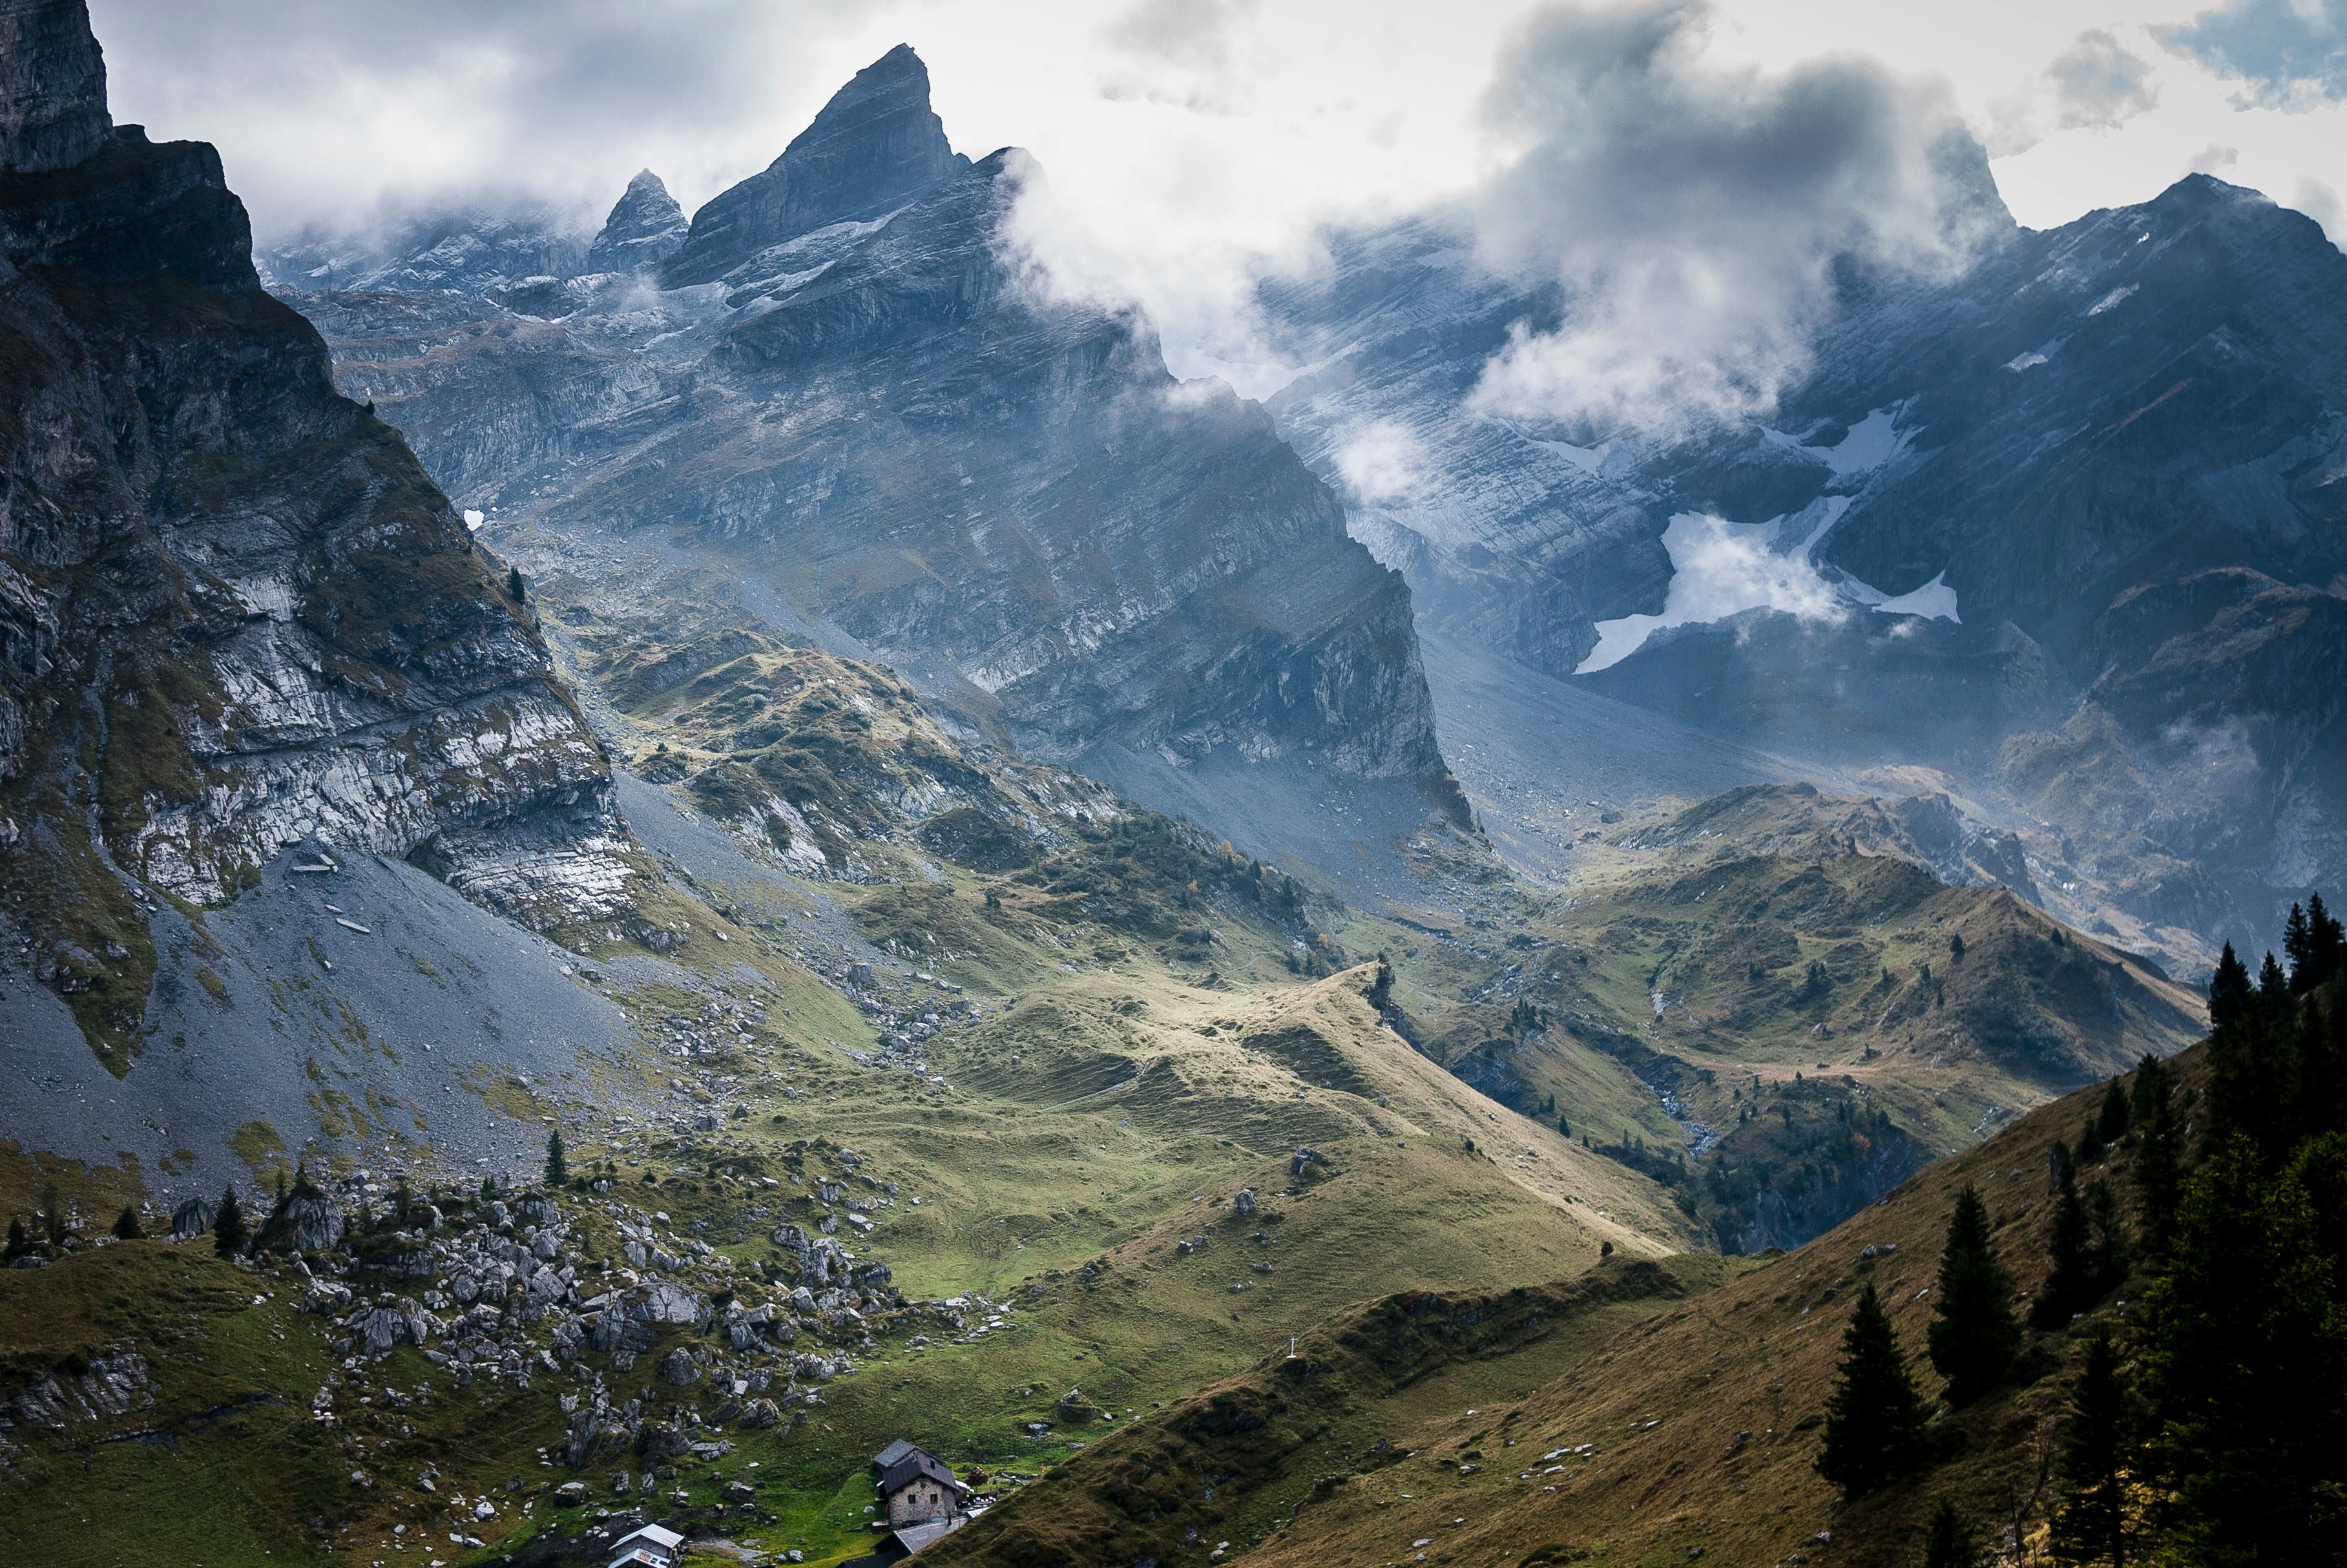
[1930,1183,2019,1404]
[2257,950,2290,1014]
[2127,1054,2169,1132]
[39,1180,66,1248]
[1922,1496,1978,1568]
[111,1204,141,1240]
[2085,1179,2130,1292]
[1818,1281,1926,1499]
[4,1217,27,1257]
[212,1186,245,1258]
[2052,1334,2131,1565]
[2206,943,2253,1030]
[2096,1080,2131,1144]
[2134,1087,2182,1264]
[2306,892,2344,990]
[2035,1156,2096,1328]
[506,564,526,603]
[2284,902,2314,992]
[544,1129,567,1188]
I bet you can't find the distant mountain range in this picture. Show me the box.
[1257,171,2347,971]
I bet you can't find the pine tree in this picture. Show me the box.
[3,1217,27,1257]
[2135,1095,2182,1265]
[505,564,526,603]
[2307,892,2345,990]
[544,1129,567,1188]
[39,1180,66,1248]
[2096,1080,2131,1144]
[2035,1156,2096,1328]
[2257,950,2290,1014]
[1930,1183,2020,1404]
[212,1186,245,1258]
[2206,943,2253,1030]
[1818,1281,1926,1500]
[2284,902,2314,992]
[2052,1334,2131,1565]
[1922,1496,1979,1568]
[2085,1179,2130,1292]
[2079,1115,2107,1166]
[110,1204,141,1240]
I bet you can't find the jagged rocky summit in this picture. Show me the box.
[581,169,687,274]
[0,0,635,1064]
[289,45,1466,864]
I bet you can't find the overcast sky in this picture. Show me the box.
[87,0,2347,401]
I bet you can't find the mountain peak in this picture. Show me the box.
[583,166,687,273]
[0,0,111,174]
[661,43,965,287]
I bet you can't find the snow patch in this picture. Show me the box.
[1578,492,1957,672]
[1577,511,1845,673]
[1760,404,1912,476]
[2087,284,2138,316]
[1528,437,1613,474]
[1848,570,1961,622]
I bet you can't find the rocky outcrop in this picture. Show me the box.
[0,0,108,174]
[581,169,686,275]
[0,0,634,1065]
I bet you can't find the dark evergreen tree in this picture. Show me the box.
[212,1186,245,1258]
[110,1204,141,1240]
[2206,943,2253,1030]
[39,1180,66,1248]
[544,1129,567,1188]
[2085,1179,2130,1292]
[2127,1054,2169,1133]
[3,1217,27,1257]
[1922,1496,1978,1568]
[2096,1080,2131,1144]
[2306,892,2345,990]
[2079,1116,2106,1166]
[505,564,526,603]
[2142,1132,2347,1564]
[2284,901,2314,992]
[1929,1183,2020,1405]
[2052,1335,2132,1565]
[2257,950,2290,1015]
[1818,1281,1926,1500]
[2035,1156,2096,1328]
[2134,1094,2182,1265]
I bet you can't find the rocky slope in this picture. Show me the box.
[0,0,636,1072]
[1258,174,2347,960]
[275,47,1466,878]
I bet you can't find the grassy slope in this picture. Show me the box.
[937,1043,2196,1568]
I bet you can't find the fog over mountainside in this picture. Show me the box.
[1260,167,2347,975]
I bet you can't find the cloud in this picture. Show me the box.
[91,0,884,235]
[2159,0,2347,107]
[1466,1,2001,439]
[1333,421,1430,505]
[2048,30,2165,130]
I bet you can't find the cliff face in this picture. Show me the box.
[0,0,632,1065]
[290,48,1461,858]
